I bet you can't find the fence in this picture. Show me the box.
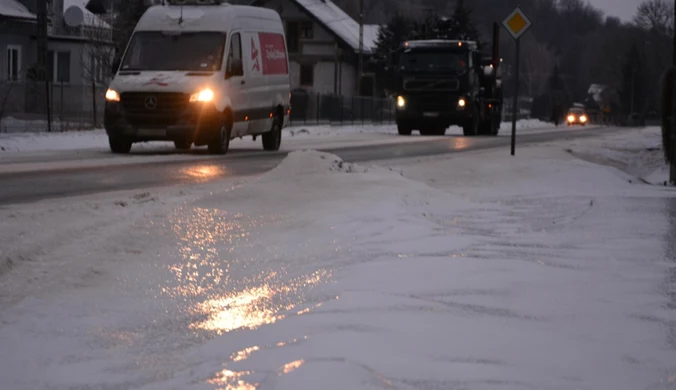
[288,91,396,126]
[0,81,107,133]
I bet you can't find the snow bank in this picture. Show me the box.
[565,127,670,185]
[1,133,675,390]
[0,119,556,153]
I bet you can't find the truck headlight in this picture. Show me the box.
[396,96,406,108]
[458,98,466,108]
[568,115,575,122]
[190,88,214,103]
[105,89,120,102]
[579,115,587,122]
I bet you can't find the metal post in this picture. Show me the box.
[671,0,676,184]
[92,81,97,127]
[340,95,343,125]
[511,38,520,156]
[316,92,320,125]
[357,0,364,94]
[37,0,51,132]
[630,68,636,116]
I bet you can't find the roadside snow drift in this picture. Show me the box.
[1,135,675,390]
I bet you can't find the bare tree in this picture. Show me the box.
[79,12,115,127]
[520,35,556,97]
[633,0,674,37]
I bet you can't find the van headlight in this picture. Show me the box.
[458,98,466,108]
[105,89,120,102]
[190,88,214,103]
[397,96,406,109]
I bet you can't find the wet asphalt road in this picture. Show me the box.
[0,126,623,205]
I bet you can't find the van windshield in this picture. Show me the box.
[120,31,226,72]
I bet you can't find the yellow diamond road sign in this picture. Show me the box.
[503,7,532,40]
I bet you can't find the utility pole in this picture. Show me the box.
[630,68,636,116]
[36,0,51,132]
[671,0,676,184]
[357,0,364,95]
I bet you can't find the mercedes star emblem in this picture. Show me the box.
[144,96,158,110]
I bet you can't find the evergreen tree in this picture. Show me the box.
[374,14,415,56]
[620,44,644,115]
[450,0,481,46]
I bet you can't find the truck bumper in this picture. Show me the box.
[104,101,222,145]
[395,94,472,128]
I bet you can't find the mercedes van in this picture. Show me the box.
[104,0,291,154]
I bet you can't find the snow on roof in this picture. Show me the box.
[294,0,378,53]
[0,0,36,20]
[64,0,111,29]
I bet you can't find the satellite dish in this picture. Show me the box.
[64,6,84,28]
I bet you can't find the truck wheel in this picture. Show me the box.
[109,136,132,154]
[262,116,282,151]
[463,114,479,136]
[419,128,434,136]
[208,116,232,155]
[397,123,412,136]
[174,140,192,150]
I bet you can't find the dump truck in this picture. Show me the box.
[392,21,503,136]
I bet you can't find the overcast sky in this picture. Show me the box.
[587,0,643,22]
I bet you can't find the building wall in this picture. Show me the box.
[258,0,357,96]
[0,20,36,116]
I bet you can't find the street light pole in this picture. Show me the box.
[671,0,676,184]
[357,0,364,95]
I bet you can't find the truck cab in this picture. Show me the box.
[394,40,479,136]
[392,23,502,137]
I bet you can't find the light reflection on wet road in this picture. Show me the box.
[157,206,333,337]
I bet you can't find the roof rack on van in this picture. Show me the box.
[164,0,227,5]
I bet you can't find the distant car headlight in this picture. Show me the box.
[579,115,587,122]
[190,88,214,103]
[397,95,406,108]
[458,98,466,108]
[567,114,575,122]
[105,89,120,102]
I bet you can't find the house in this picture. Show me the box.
[251,0,379,97]
[0,0,113,126]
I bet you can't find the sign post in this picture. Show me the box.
[503,7,532,156]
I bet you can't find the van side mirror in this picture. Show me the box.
[226,58,243,79]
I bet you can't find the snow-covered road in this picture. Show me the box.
[0,127,674,390]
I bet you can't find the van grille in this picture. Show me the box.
[120,92,190,128]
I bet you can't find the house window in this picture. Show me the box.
[286,21,299,53]
[7,45,21,81]
[300,22,313,39]
[90,53,105,84]
[300,64,313,86]
[285,21,313,53]
[47,51,71,83]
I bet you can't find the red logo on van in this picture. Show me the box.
[251,38,260,72]
[143,75,169,86]
[258,33,288,75]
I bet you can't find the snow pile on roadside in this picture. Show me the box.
[1,140,675,389]
[287,119,554,138]
[566,127,669,185]
[0,119,557,153]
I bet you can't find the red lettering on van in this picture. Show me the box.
[251,37,261,72]
[258,33,288,75]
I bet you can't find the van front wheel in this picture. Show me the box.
[208,117,232,155]
[262,116,282,151]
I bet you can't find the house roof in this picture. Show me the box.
[0,0,36,20]
[64,0,112,29]
[252,0,379,53]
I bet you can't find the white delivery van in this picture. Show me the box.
[104,0,291,155]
